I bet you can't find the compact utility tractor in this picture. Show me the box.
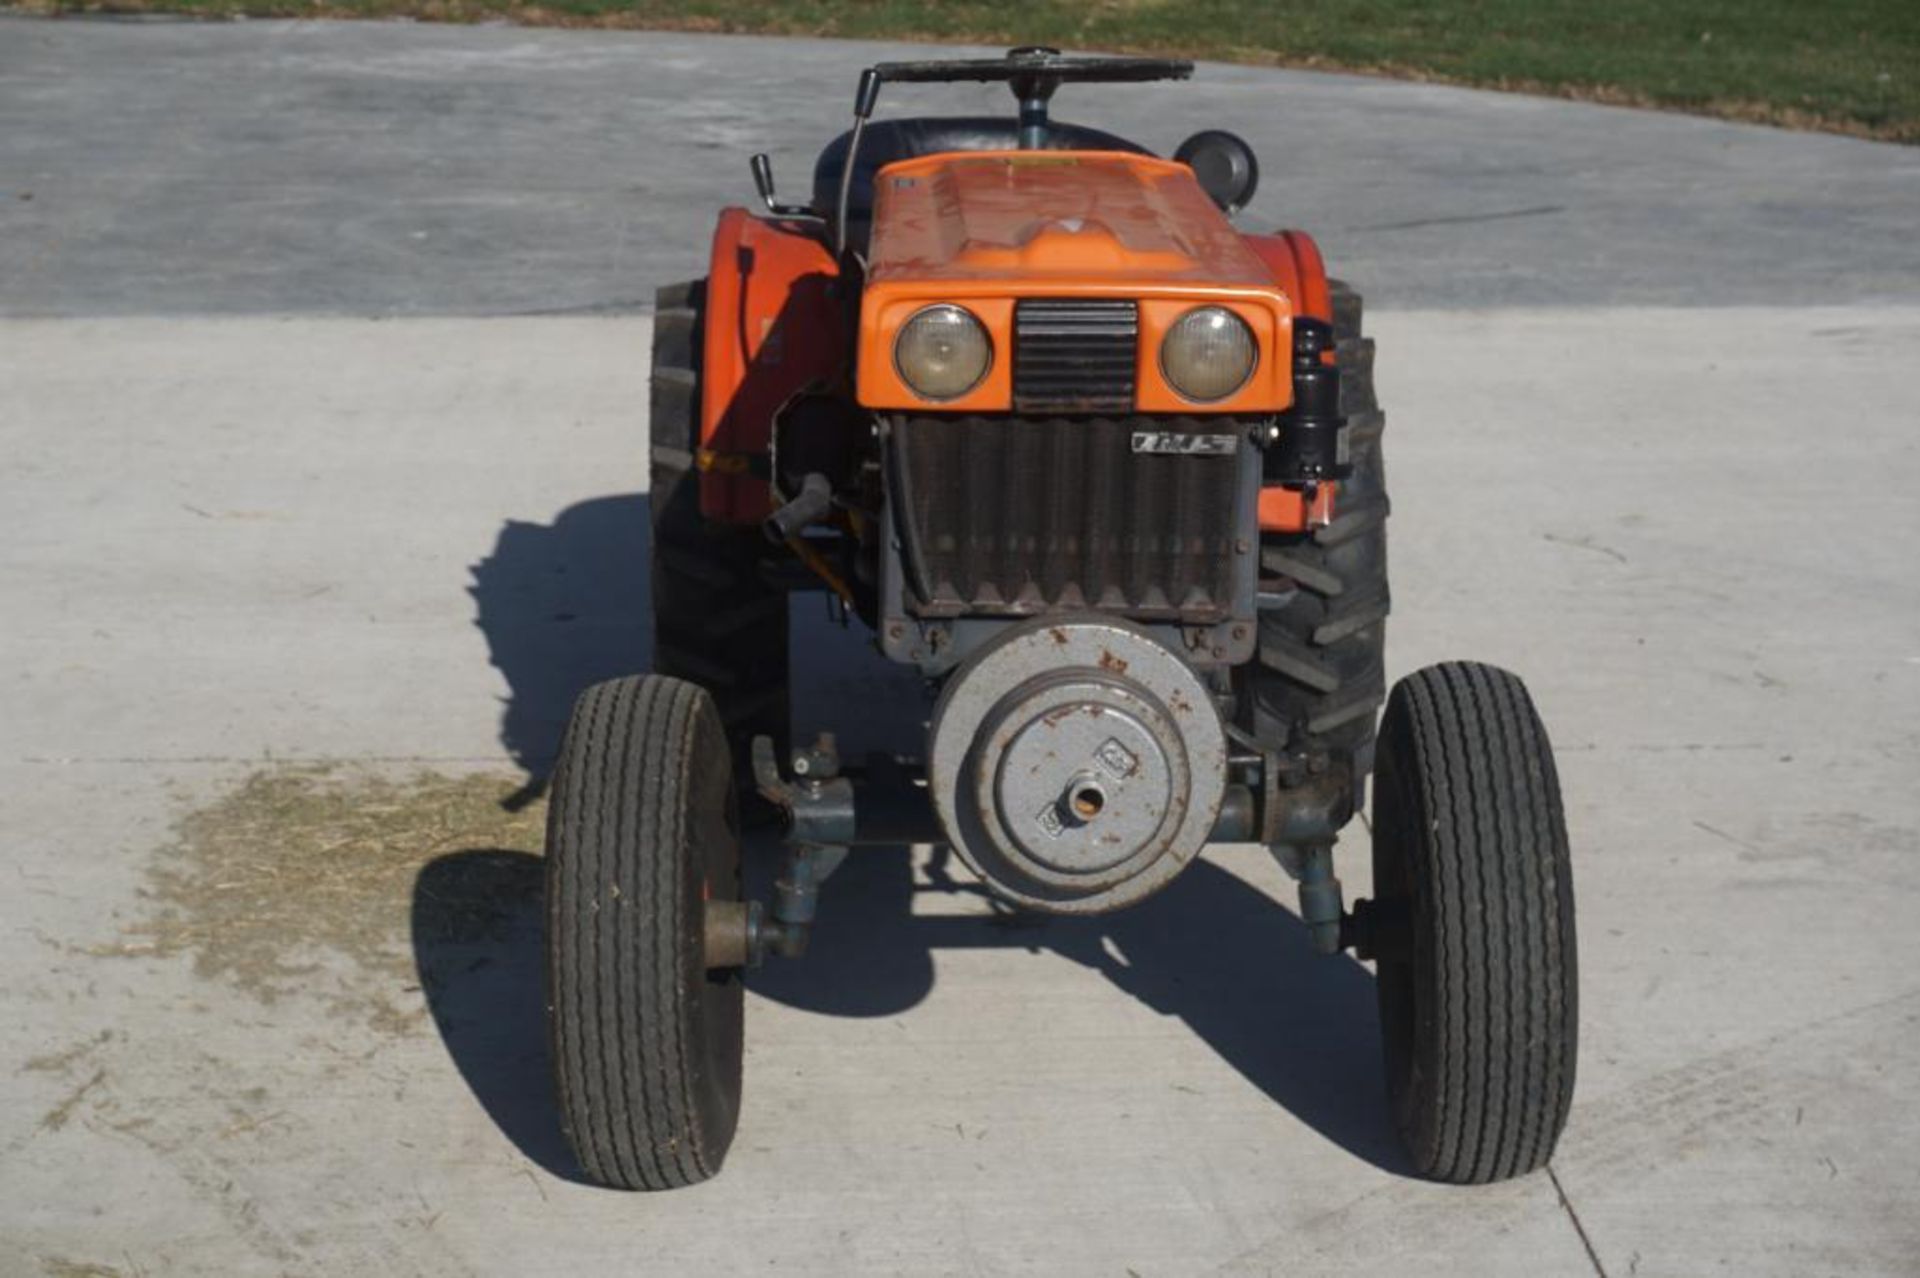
[544,50,1577,1191]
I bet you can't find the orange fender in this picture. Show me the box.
[698,209,844,524]
[1246,228,1338,532]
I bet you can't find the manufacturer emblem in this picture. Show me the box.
[1094,738,1140,779]
[1131,432,1236,456]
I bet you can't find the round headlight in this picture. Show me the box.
[1160,306,1257,402]
[894,304,992,401]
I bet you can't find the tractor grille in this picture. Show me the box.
[891,414,1249,621]
[1013,299,1138,413]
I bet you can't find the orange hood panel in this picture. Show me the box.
[867,151,1278,290]
[857,151,1296,414]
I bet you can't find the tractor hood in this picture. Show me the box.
[856,150,1296,415]
[865,151,1279,291]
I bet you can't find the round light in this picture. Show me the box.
[894,304,992,401]
[1160,306,1257,402]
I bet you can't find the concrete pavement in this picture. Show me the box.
[2,17,1919,1278]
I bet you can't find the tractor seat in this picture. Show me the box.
[812,116,1152,240]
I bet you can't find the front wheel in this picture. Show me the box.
[1368,661,1577,1183]
[545,674,746,1190]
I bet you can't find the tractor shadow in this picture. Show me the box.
[468,491,927,805]
[747,844,1410,1175]
[410,839,1406,1183]
[469,493,655,811]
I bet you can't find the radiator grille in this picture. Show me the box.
[1013,299,1138,413]
[892,415,1247,621]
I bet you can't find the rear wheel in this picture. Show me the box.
[1243,279,1389,805]
[649,279,790,770]
[546,674,745,1190]
[1368,662,1578,1183]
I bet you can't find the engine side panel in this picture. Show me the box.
[699,209,843,523]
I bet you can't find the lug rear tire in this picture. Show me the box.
[1369,662,1578,1183]
[650,279,790,770]
[545,674,746,1191]
[1244,279,1389,805]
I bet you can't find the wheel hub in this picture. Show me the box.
[930,618,1226,914]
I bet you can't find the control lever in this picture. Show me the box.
[750,153,821,219]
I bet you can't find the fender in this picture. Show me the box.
[1245,228,1332,323]
[699,208,844,524]
[1245,228,1338,531]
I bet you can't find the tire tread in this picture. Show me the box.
[547,675,741,1190]
[1376,661,1577,1183]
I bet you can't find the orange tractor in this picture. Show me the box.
[545,50,1577,1190]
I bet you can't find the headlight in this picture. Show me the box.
[1160,306,1257,402]
[894,304,992,401]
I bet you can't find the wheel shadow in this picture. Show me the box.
[410,846,588,1184]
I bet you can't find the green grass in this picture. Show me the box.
[16,0,1918,142]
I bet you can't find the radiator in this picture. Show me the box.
[890,414,1252,623]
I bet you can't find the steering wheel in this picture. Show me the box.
[872,48,1194,87]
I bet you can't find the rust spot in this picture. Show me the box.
[1049,627,1071,646]
[1097,649,1130,675]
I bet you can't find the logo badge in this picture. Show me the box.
[1131,432,1236,456]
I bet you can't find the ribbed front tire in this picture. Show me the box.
[545,674,745,1190]
[1370,662,1578,1183]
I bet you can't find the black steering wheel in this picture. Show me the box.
[872,48,1194,87]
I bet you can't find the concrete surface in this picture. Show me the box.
[6,16,1920,316]
[3,16,1920,1278]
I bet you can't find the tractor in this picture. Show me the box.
[543,49,1577,1191]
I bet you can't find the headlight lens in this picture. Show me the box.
[1160,306,1257,402]
[894,304,992,401]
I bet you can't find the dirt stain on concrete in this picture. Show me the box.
[39,1259,126,1278]
[22,1030,113,1074]
[38,1068,107,1132]
[95,766,545,1022]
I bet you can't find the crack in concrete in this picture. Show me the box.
[1550,1164,1609,1278]
[1353,204,1568,233]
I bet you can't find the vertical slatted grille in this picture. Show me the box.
[1013,299,1138,413]
[894,415,1244,621]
